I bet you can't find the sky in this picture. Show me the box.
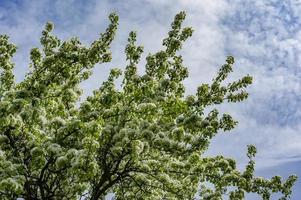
[0,0,300,199]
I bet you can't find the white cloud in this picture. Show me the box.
[200,0,301,172]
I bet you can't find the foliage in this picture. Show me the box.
[0,11,297,200]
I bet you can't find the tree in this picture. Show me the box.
[0,11,297,200]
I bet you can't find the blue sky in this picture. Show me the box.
[0,0,300,199]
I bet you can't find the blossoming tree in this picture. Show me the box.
[0,12,297,200]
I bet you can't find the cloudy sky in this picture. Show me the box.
[0,0,300,199]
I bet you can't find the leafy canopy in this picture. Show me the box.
[0,11,297,200]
